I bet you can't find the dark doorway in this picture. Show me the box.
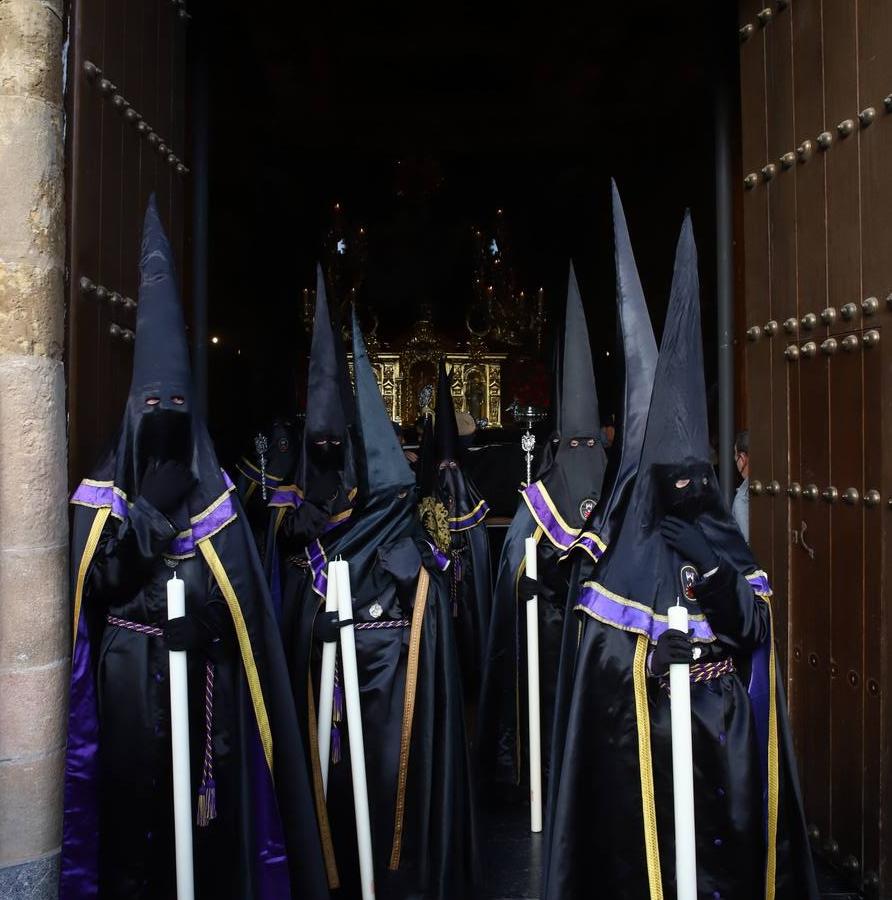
[199,0,736,467]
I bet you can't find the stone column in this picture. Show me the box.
[0,0,69,897]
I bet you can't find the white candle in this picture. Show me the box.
[668,601,697,899]
[167,572,195,900]
[317,563,340,797]
[524,536,543,834]
[332,559,376,900]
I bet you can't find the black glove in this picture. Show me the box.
[305,470,339,510]
[650,629,694,675]
[518,574,557,607]
[140,460,195,515]
[313,610,339,644]
[660,516,718,572]
[163,612,218,653]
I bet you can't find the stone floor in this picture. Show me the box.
[480,798,861,899]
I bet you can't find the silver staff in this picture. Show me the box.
[510,402,547,487]
[254,432,269,500]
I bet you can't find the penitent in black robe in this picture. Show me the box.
[544,209,816,900]
[419,360,493,709]
[60,198,327,900]
[478,262,606,792]
[545,179,658,878]
[305,309,478,899]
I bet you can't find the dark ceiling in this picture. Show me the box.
[200,0,739,457]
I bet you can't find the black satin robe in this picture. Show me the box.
[299,532,477,900]
[86,499,238,898]
[544,561,818,900]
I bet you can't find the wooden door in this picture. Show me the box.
[66,0,190,484]
[738,1,891,894]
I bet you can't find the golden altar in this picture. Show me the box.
[348,313,506,427]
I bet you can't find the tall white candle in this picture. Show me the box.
[668,601,697,899]
[317,563,340,797]
[332,559,376,900]
[524,536,543,834]
[167,572,195,900]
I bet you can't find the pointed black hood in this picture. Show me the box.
[560,262,601,436]
[321,308,420,585]
[110,196,229,511]
[432,359,490,532]
[352,307,415,497]
[329,288,356,428]
[299,266,357,502]
[435,360,461,463]
[580,211,754,629]
[304,265,346,443]
[524,262,607,538]
[571,180,658,559]
[131,196,192,399]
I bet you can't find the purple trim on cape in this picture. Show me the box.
[521,481,578,550]
[567,531,605,562]
[575,583,716,644]
[168,493,237,556]
[307,540,328,598]
[745,569,773,838]
[749,636,772,839]
[70,482,128,520]
[60,612,101,899]
[249,711,292,897]
[746,571,772,596]
[269,486,303,509]
[71,478,237,558]
[448,500,490,532]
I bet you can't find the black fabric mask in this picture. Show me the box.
[306,439,345,475]
[136,408,192,477]
[539,434,607,529]
[653,459,720,523]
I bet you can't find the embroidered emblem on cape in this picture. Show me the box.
[680,564,699,599]
[579,497,596,520]
[419,496,451,553]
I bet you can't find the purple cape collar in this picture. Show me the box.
[575,570,772,644]
[268,484,305,508]
[521,481,580,551]
[448,499,490,532]
[269,484,357,531]
[70,473,238,559]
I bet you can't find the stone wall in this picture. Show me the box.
[0,0,69,896]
